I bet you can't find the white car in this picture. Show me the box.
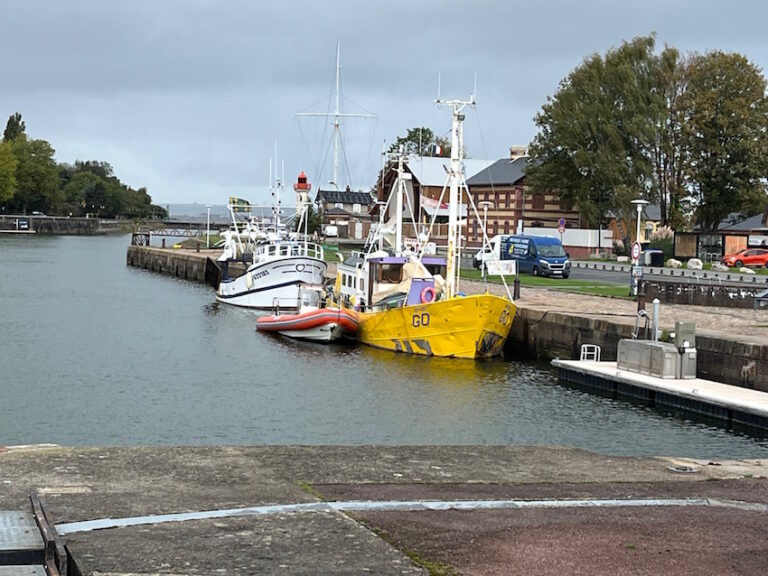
[324,225,338,238]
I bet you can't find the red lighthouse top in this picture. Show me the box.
[293,171,312,191]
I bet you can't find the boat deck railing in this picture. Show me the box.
[255,242,324,262]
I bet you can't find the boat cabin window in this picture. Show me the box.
[425,264,446,277]
[377,264,403,283]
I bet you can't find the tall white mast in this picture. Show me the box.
[294,41,376,189]
[333,43,341,186]
[271,142,283,230]
[435,93,475,299]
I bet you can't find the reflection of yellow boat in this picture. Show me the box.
[356,293,515,359]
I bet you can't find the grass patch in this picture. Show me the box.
[295,481,326,501]
[321,243,343,262]
[461,269,633,299]
[369,526,458,576]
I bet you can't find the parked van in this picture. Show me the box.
[473,235,571,278]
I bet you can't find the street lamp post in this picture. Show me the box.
[205,204,212,248]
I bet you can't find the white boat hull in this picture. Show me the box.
[278,323,343,342]
[216,257,327,309]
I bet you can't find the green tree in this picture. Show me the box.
[648,47,689,229]
[0,141,18,206]
[527,36,662,235]
[388,126,450,157]
[74,160,114,179]
[3,112,26,142]
[679,51,768,231]
[9,138,60,214]
[295,202,322,234]
[62,171,103,215]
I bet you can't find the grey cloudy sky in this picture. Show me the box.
[2,0,767,206]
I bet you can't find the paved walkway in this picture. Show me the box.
[461,278,768,345]
[1,445,766,575]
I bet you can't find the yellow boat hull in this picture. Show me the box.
[355,294,516,359]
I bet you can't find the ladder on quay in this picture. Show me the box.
[0,494,69,576]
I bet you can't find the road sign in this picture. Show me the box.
[631,241,641,261]
[557,217,566,235]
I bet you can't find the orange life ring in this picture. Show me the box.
[420,286,436,304]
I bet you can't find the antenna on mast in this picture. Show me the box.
[436,70,442,105]
[472,73,477,104]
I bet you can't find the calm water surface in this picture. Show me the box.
[1,234,767,459]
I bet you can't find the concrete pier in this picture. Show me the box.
[553,359,768,431]
[1,445,766,575]
[126,245,245,283]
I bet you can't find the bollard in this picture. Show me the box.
[652,298,660,341]
[513,278,521,300]
[196,243,200,253]
[162,238,166,249]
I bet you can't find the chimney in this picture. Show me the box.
[509,145,527,161]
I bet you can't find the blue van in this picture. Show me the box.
[474,234,571,278]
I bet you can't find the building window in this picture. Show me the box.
[533,194,545,210]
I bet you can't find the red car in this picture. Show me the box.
[721,248,768,268]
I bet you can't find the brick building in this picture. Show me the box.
[465,156,581,247]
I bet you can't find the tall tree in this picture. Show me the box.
[679,51,768,231]
[74,160,114,179]
[62,171,103,215]
[388,126,450,157]
[648,47,688,228]
[0,141,18,205]
[10,138,59,214]
[527,36,661,235]
[3,112,26,142]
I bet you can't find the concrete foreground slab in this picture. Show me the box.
[0,445,765,575]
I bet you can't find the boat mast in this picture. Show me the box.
[333,44,341,187]
[435,93,474,299]
[270,142,283,233]
[294,42,376,190]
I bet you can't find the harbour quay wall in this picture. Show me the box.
[126,246,246,283]
[508,307,768,391]
[0,214,126,235]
